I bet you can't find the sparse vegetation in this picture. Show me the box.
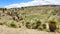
[0,5,60,34]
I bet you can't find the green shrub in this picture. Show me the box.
[36,20,41,26]
[10,22,17,28]
[19,25,21,28]
[42,24,46,29]
[36,20,42,29]
[0,21,4,25]
[26,22,31,29]
[31,23,37,29]
[0,22,3,25]
[26,20,42,29]
[49,18,57,24]
[38,26,43,30]
[49,18,57,32]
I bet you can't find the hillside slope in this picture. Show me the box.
[0,5,60,34]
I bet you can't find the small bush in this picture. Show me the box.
[36,20,41,26]
[19,25,21,28]
[26,20,42,29]
[0,22,4,25]
[42,24,46,29]
[26,22,31,29]
[31,23,37,29]
[0,22,3,25]
[36,20,42,29]
[38,26,43,30]
[49,18,57,24]
[49,18,57,32]
[10,22,17,28]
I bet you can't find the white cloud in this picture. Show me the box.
[4,0,60,8]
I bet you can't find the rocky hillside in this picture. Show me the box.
[0,5,60,34]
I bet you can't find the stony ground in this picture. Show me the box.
[0,25,60,34]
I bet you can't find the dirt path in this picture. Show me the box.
[0,25,60,34]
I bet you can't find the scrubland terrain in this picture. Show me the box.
[0,5,60,34]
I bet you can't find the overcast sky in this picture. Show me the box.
[0,0,60,8]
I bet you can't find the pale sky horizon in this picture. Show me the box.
[0,0,60,8]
